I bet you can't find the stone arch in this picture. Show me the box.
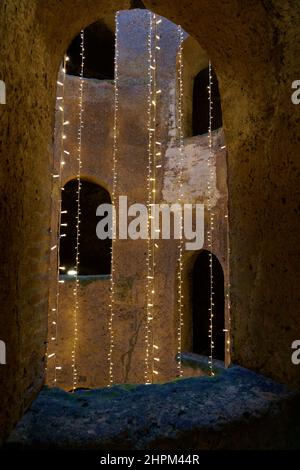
[192,66,223,136]
[181,36,208,137]
[59,178,112,276]
[192,250,225,361]
[1,0,300,443]
[181,248,227,365]
[66,20,115,80]
[180,35,223,137]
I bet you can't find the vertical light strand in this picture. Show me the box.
[145,11,155,384]
[151,15,162,380]
[72,30,85,392]
[145,13,162,384]
[207,60,215,376]
[47,55,69,384]
[108,12,120,387]
[219,144,231,364]
[225,211,231,365]
[176,25,185,378]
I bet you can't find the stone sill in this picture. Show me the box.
[59,274,111,282]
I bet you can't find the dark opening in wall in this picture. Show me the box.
[130,0,146,8]
[192,67,222,136]
[60,179,111,276]
[192,250,225,360]
[66,21,115,80]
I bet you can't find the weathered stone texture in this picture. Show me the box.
[46,11,229,390]
[7,367,300,450]
[1,0,300,444]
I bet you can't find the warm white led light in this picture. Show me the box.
[108,12,120,387]
[47,53,70,384]
[67,269,77,276]
[72,29,85,392]
[207,60,215,377]
[144,12,162,385]
[175,25,185,378]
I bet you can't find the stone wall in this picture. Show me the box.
[1,0,300,444]
[46,11,229,390]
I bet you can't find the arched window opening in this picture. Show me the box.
[66,21,115,80]
[60,179,111,276]
[192,66,222,136]
[192,250,225,360]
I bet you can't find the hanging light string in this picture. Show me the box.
[47,55,70,384]
[144,12,162,384]
[145,11,155,384]
[108,12,120,387]
[207,60,215,376]
[219,150,230,362]
[72,30,85,392]
[151,15,162,380]
[176,25,185,378]
[225,213,231,364]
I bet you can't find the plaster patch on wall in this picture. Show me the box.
[162,131,223,207]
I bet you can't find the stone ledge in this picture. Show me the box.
[5,366,300,450]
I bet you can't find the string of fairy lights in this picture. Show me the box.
[144,11,154,384]
[176,25,185,378]
[71,29,85,392]
[207,60,215,376]
[144,12,162,384]
[151,15,162,380]
[47,12,232,389]
[107,12,120,387]
[225,214,231,363]
[47,55,70,385]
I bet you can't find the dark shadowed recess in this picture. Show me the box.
[60,179,111,275]
[66,21,115,80]
[192,250,225,360]
[193,67,222,136]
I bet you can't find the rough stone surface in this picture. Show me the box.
[144,0,300,391]
[47,11,229,390]
[1,0,300,444]
[6,366,300,450]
